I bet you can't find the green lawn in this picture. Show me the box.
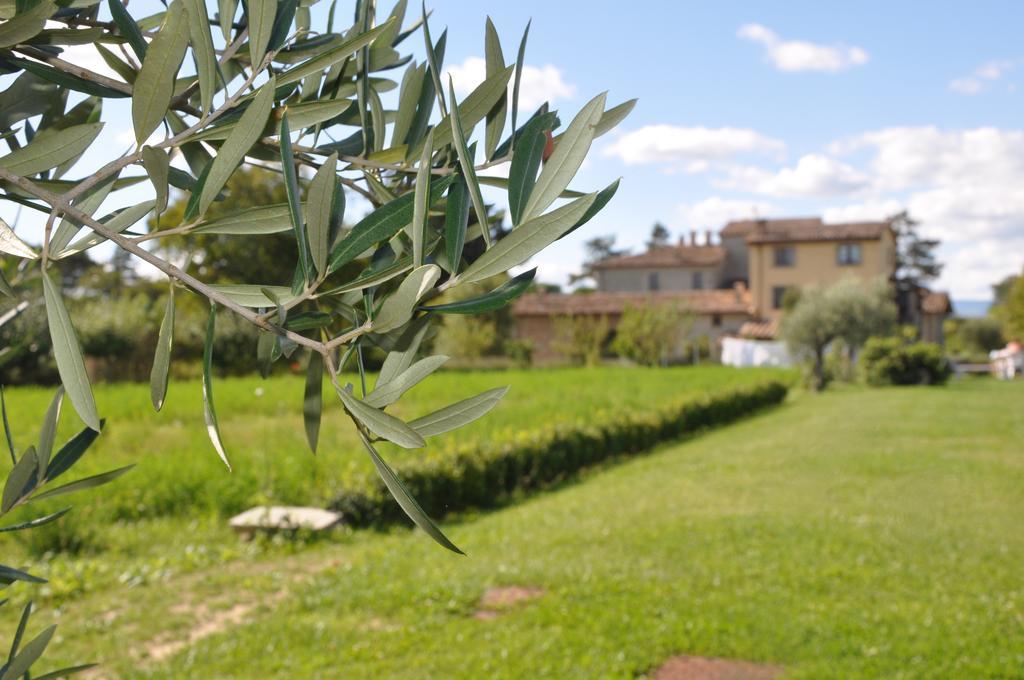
[14,379,1023,678]
[4,366,783,525]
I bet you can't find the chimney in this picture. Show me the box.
[705,230,713,246]
[678,235,687,247]
[690,230,698,246]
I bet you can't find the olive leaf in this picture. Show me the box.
[132,0,190,145]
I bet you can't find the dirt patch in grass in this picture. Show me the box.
[472,585,544,620]
[652,656,783,680]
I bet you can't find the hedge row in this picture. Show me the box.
[331,380,789,526]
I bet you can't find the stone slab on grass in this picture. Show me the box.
[229,506,342,536]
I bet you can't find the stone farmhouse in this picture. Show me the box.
[511,217,952,363]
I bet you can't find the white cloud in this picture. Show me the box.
[949,59,1016,95]
[676,197,778,230]
[737,23,868,73]
[721,153,870,197]
[602,125,784,166]
[446,57,575,111]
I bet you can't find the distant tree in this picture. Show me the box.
[945,317,1005,358]
[552,315,610,366]
[570,235,628,284]
[992,269,1024,339]
[782,279,897,391]
[890,211,943,286]
[647,222,671,249]
[993,272,1019,306]
[611,303,692,366]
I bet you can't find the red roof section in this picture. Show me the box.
[591,245,726,270]
[512,289,752,316]
[922,290,953,315]
[721,217,891,244]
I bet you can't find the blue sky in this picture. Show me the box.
[431,0,1024,303]
[6,1,1023,305]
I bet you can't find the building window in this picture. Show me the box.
[692,271,704,289]
[712,314,722,328]
[772,286,789,310]
[648,272,660,291]
[773,246,795,267]
[837,243,862,266]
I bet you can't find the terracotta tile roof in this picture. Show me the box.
[721,217,891,244]
[739,319,779,340]
[512,289,752,317]
[591,245,726,270]
[922,290,953,315]
[721,217,822,237]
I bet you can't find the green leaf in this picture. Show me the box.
[0,218,37,259]
[0,122,103,176]
[206,284,294,308]
[44,424,101,483]
[510,20,530,144]
[328,175,454,273]
[307,152,338,276]
[198,75,276,216]
[29,465,133,503]
[218,0,236,41]
[423,268,535,314]
[0,0,54,48]
[42,272,100,431]
[0,624,55,680]
[276,18,396,87]
[0,564,45,587]
[483,17,506,160]
[150,287,174,411]
[392,61,424,148]
[0,269,12,297]
[2,56,129,99]
[365,355,447,408]
[521,92,606,221]
[132,0,190,145]
[594,98,637,138]
[55,200,156,259]
[187,99,353,143]
[141,145,170,218]
[411,129,433,268]
[303,352,323,454]
[191,204,295,235]
[459,192,596,284]
[507,113,549,225]
[560,178,620,239]
[95,42,138,84]
[443,174,470,274]
[376,315,430,387]
[428,64,514,153]
[409,385,508,438]
[202,304,230,470]
[372,264,440,334]
[183,0,216,114]
[280,110,312,285]
[8,601,31,667]
[49,172,117,254]
[28,663,98,680]
[0,386,13,463]
[107,0,147,61]
[246,0,276,67]
[2,447,38,513]
[336,384,425,449]
[321,258,411,298]
[0,507,70,533]
[36,387,63,475]
[419,2,446,117]
[446,80,491,248]
[358,432,463,553]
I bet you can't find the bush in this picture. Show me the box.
[611,303,692,366]
[504,339,534,368]
[331,380,789,526]
[861,337,952,386]
[552,315,610,366]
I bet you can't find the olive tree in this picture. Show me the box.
[0,0,633,672]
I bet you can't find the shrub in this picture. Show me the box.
[504,339,534,368]
[553,315,610,366]
[611,303,692,366]
[861,337,952,386]
[331,380,789,526]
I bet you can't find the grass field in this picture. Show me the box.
[4,366,785,527]
[9,379,1022,678]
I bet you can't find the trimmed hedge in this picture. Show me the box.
[861,337,952,386]
[331,380,789,526]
